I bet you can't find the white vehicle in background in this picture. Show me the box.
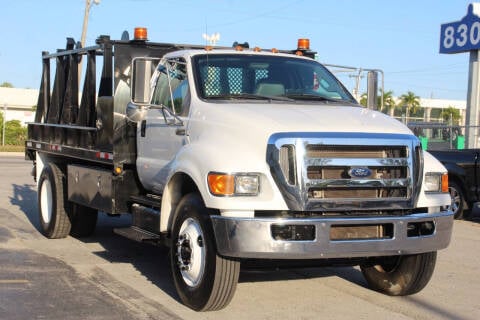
[26,28,453,311]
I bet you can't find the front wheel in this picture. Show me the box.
[170,193,240,311]
[360,252,437,296]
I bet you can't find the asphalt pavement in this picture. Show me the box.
[1,153,480,320]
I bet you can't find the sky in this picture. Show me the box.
[0,0,476,101]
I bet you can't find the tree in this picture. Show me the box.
[4,120,27,145]
[0,82,13,88]
[359,89,396,115]
[0,111,4,143]
[381,90,396,115]
[399,91,420,119]
[440,106,461,125]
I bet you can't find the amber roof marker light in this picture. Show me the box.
[134,27,148,41]
[297,38,310,50]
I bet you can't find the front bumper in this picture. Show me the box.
[211,211,454,259]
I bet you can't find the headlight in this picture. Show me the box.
[424,172,448,193]
[208,172,260,196]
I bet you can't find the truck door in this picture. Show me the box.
[136,58,190,193]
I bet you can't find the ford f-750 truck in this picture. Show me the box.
[25,28,454,311]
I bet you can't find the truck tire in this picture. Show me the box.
[360,252,437,296]
[69,204,98,237]
[448,180,466,219]
[38,163,71,238]
[170,193,240,311]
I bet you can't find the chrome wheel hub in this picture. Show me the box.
[175,218,205,287]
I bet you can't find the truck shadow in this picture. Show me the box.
[9,183,40,229]
[239,264,366,286]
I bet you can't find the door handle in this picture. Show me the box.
[176,128,186,136]
[141,120,147,137]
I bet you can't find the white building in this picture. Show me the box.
[420,98,466,123]
[0,87,37,125]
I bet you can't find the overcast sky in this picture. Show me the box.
[0,0,475,100]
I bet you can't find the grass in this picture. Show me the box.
[0,145,25,152]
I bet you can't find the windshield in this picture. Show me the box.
[192,54,356,103]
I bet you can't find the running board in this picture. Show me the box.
[113,226,164,245]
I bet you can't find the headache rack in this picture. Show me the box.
[25,34,206,165]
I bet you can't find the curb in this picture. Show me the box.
[0,152,25,157]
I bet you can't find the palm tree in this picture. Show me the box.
[382,90,396,116]
[440,106,461,125]
[399,91,420,119]
[359,89,396,114]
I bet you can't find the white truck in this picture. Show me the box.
[26,28,454,311]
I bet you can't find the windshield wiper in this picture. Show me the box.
[206,93,294,102]
[285,93,345,103]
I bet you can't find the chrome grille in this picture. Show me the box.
[305,145,409,200]
[267,132,422,212]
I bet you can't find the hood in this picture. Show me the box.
[186,101,415,172]
[191,101,412,139]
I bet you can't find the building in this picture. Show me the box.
[419,98,466,123]
[0,87,37,125]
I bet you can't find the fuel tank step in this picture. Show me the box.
[113,226,163,245]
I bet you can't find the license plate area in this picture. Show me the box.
[330,223,393,240]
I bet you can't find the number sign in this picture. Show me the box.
[440,3,480,54]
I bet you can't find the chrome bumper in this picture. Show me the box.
[211,211,454,259]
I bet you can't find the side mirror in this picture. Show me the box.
[366,71,378,110]
[126,101,147,122]
[131,57,159,104]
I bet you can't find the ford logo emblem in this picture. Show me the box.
[348,167,372,178]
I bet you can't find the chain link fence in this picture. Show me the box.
[406,121,480,150]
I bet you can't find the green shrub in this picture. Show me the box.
[0,145,24,152]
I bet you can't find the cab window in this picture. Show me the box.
[151,58,190,115]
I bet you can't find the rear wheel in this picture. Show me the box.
[360,252,437,296]
[170,193,240,311]
[38,163,71,238]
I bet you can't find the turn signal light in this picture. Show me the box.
[441,173,449,193]
[134,27,148,41]
[208,173,235,196]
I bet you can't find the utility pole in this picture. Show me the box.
[78,0,100,84]
[2,103,6,146]
[349,68,363,100]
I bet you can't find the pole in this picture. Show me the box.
[78,0,99,84]
[2,103,6,146]
[465,50,480,148]
[80,0,92,49]
[353,68,362,101]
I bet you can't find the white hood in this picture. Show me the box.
[187,102,415,171]
[192,102,412,139]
